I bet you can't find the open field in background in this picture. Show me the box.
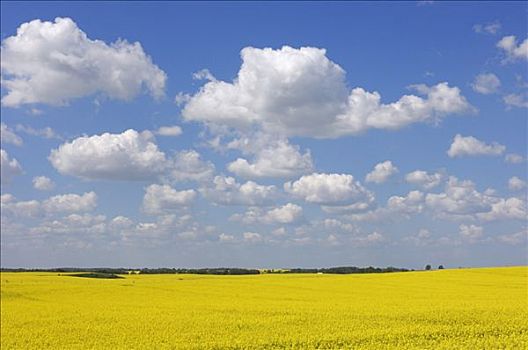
[1,266,527,349]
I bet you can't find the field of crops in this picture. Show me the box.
[1,266,527,349]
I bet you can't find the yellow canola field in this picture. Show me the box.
[1,266,527,349]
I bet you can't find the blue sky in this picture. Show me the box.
[1,1,526,269]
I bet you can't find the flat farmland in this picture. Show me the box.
[1,266,527,349]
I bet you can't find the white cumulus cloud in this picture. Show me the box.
[365,160,398,184]
[473,21,501,35]
[227,137,313,179]
[285,173,373,206]
[508,176,526,191]
[182,46,473,138]
[447,134,505,158]
[478,197,526,221]
[232,203,303,225]
[155,126,182,137]
[32,176,55,191]
[49,129,167,180]
[425,176,526,221]
[42,192,97,213]
[497,229,528,245]
[1,149,22,184]
[243,232,262,243]
[169,150,215,183]
[497,35,528,62]
[472,73,501,94]
[1,123,23,146]
[503,93,528,109]
[200,175,276,206]
[265,203,303,224]
[1,17,166,107]
[459,224,483,241]
[425,177,493,219]
[405,170,444,189]
[142,184,196,215]
[346,190,424,222]
[15,124,61,140]
[505,153,524,164]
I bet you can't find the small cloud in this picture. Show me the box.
[365,160,398,184]
[473,21,501,35]
[472,73,501,94]
[1,149,23,184]
[447,134,505,158]
[508,176,526,191]
[29,108,44,116]
[218,233,236,243]
[15,124,62,140]
[1,123,23,146]
[32,176,55,191]
[405,170,445,190]
[174,92,191,106]
[505,153,525,164]
[459,224,483,242]
[155,125,182,137]
[192,69,216,82]
[497,35,528,63]
[243,232,262,243]
[417,1,435,6]
[503,93,528,109]
[497,229,527,245]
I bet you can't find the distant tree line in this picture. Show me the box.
[0,266,410,275]
[285,266,410,274]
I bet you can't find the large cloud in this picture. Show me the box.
[0,149,22,183]
[1,17,166,107]
[284,173,373,206]
[182,46,473,138]
[447,134,505,158]
[49,129,167,180]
